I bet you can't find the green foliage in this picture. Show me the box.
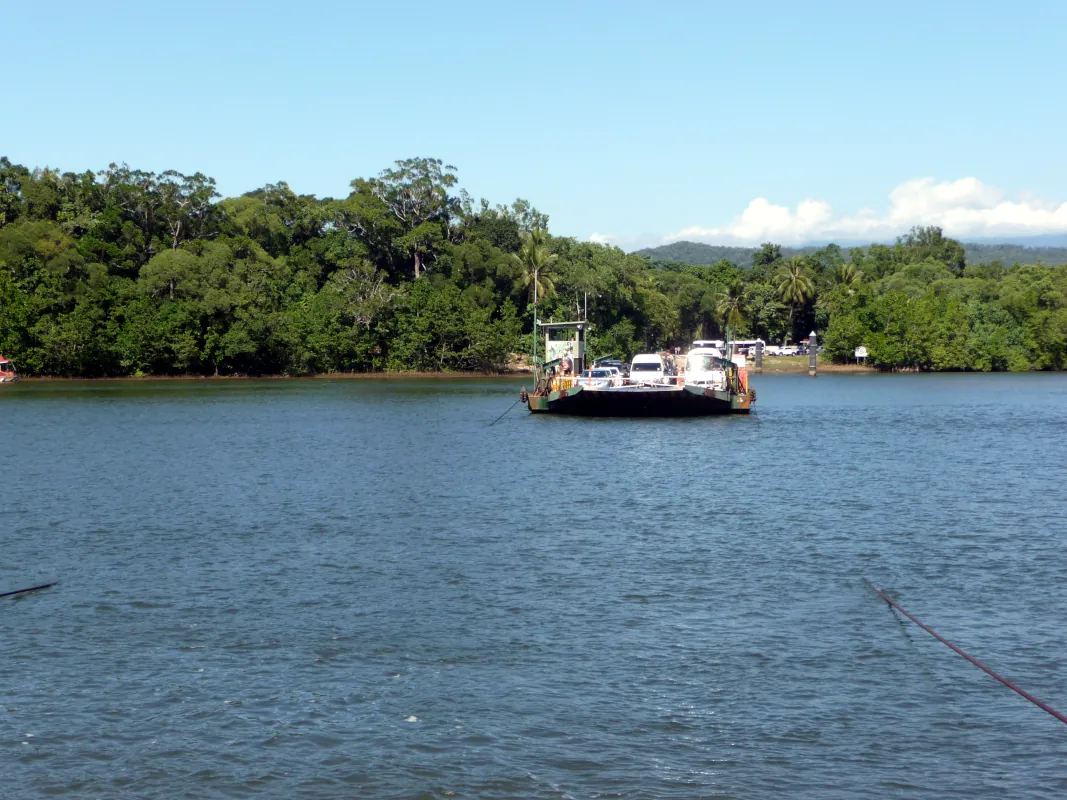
[834,262,864,293]
[1,155,1066,376]
[383,279,518,371]
[896,226,965,272]
[714,280,746,333]
[509,228,558,306]
[774,257,815,307]
[637,241,767,269]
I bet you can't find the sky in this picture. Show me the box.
[5,0,1067,250]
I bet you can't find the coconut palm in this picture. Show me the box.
[714,280,747,335]
[510,227,557,306]
[834,262,864,294]
[774,256,815,337]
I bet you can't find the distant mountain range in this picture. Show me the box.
[634,240,1067,268]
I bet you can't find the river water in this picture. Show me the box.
[3,374,1067,798]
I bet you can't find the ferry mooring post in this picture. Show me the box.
[808,331,817,377]
[754,340,763,373]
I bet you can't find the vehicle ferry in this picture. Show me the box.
[0,356,16,383]
[521,322,753,417]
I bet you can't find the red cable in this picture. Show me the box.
[867,580,1067,726]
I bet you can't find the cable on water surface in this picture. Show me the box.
[865,578,1067,726]
[0,582,59,599]
[489,397,523,427]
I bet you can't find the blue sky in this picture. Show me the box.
[6,0,1066,248]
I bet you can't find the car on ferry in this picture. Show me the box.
[575,368,616,389]
[594,356,625,371]
[683,345,728,390]
[629,353,667,384]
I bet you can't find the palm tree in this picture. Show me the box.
[714,280,746,336]
[774,257,815,339]
[510,228,557,306]
[834,262,864,295]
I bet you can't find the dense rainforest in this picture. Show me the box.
[2,155,1066,376]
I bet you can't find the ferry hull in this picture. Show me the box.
[527,384,751,417]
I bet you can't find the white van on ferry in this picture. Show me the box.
[683,346,728,390]
[629,353,666,384]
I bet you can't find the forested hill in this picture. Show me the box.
[635,243,768,268]
[2,155,1067,376]
[636,240,1067,268]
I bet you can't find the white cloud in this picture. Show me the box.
[667,178,1067,245]
[588,232,615,244]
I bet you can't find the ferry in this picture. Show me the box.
[0,356,16,383]
[521,322,753,417]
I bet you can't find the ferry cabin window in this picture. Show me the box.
[690,356,719,371]
[631,362,661,372]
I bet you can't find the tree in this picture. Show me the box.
[157,171,220,249]
[326,258,395,328]
[139,249,199,299]
[714,280,746,334]
[897,225,966,272]
[752,242,783,269]
[834,262,864,294]
[396,221,445,280]
[367,157,458,278]
[333,183,404,275]
[774,257,815,339]
[0,157,30,226]
[510,228,557,306]
[502,198,549,233]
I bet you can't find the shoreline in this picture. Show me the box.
[13,359,1058,381]
[755,359,875,374]
[18,370,535,382]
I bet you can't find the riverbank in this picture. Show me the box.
[10,358,872,380]
[755,355,875,374]
[16,370,533,382]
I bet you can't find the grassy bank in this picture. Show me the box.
[754,355,875,374]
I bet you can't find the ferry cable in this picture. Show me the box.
[489,397,523,427]
[865,579,1067,726]
[0,581,59,599]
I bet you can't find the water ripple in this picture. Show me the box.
[2,375,1067,797]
